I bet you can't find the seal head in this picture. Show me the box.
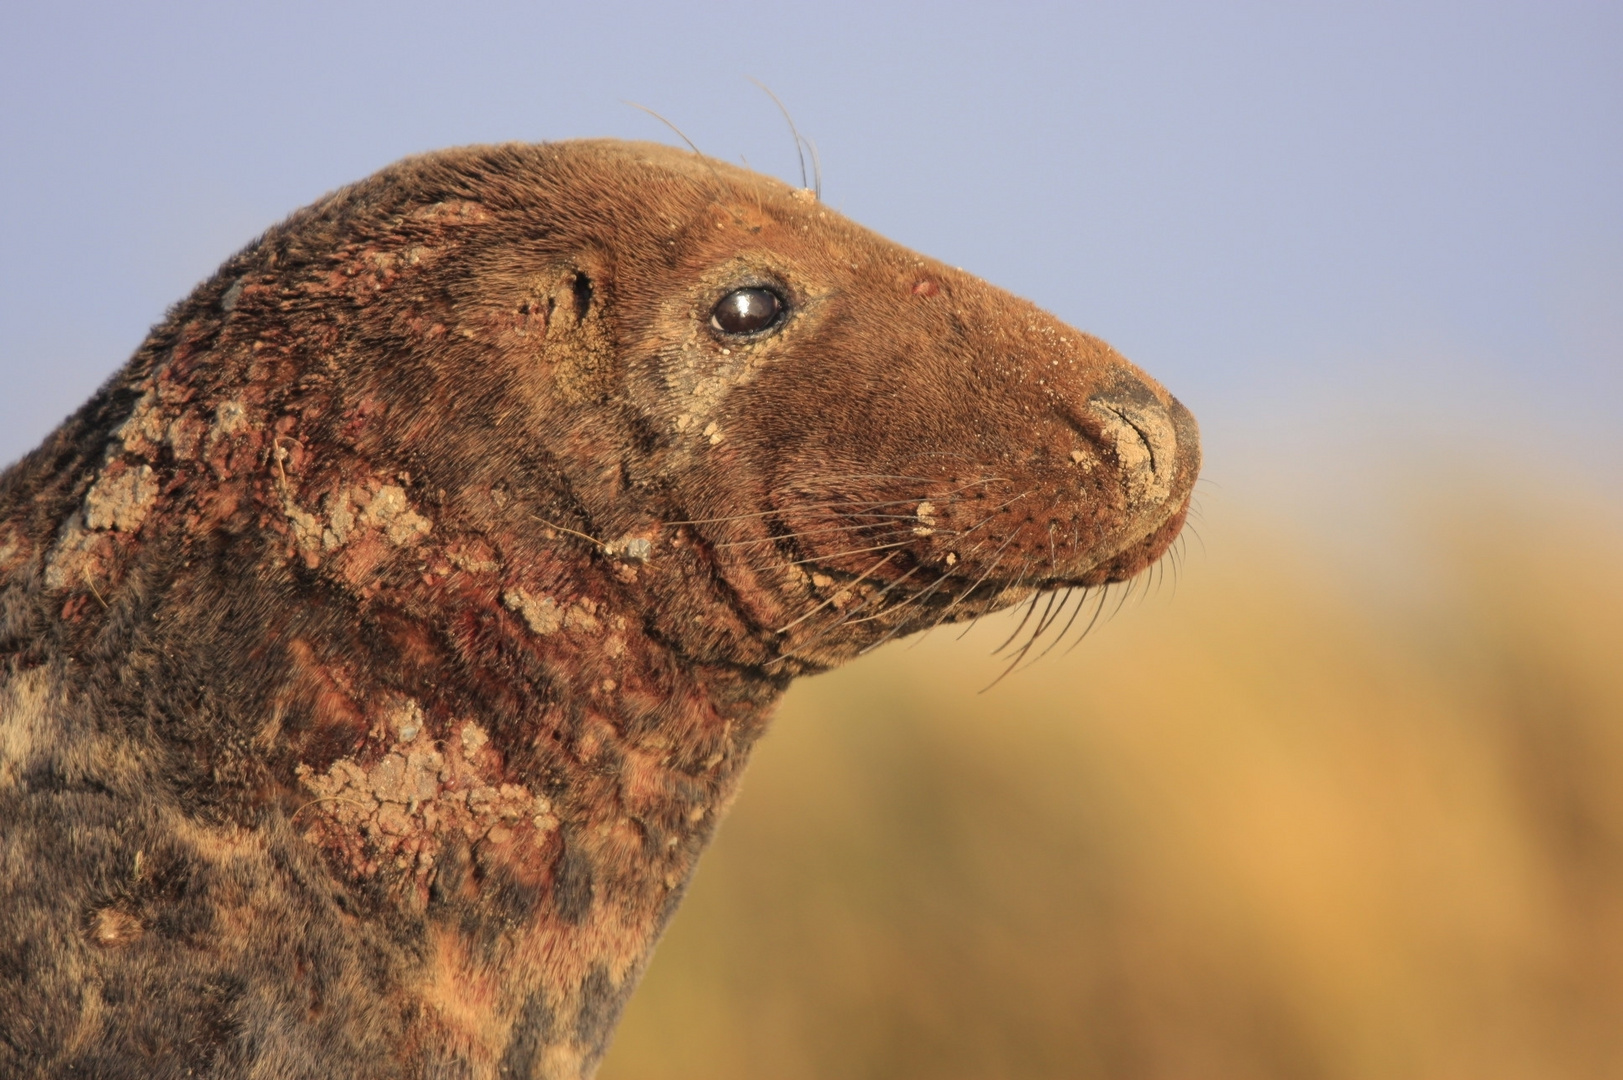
[0,140,1197,1078]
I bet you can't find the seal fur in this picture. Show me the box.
[0,140,1198,1078]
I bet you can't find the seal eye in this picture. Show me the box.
[710,288,784,336]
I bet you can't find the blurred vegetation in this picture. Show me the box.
[600,491,1623,1080]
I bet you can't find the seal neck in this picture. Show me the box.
[267,531,785,1075]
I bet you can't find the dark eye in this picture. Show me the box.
[710,287,784,336]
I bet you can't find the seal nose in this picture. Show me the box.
[1082,387,1189,507]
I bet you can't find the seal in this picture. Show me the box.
[0,140,1198,1078]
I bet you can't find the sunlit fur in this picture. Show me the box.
[0,140,1196,1078]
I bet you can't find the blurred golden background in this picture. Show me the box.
[602,485,1623,1080]
[4,9,1617,1075]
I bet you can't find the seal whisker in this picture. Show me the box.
[1183,517,1208,559]
[780,538,922,568]
[532,515,611,554]
[896,535,1008,652]
[721,511,968,537]
[969,489,1039,524]
[990,575,1045,654]
[1036,587,1093,662]
[730,526,922,573]
[811,560,931,629]
[998,585,1087,682]
[808,473,1003,486]
[991,596,1061,682]
[777,562,929,658]
[666,489,978,527]
[955,555,1036,642]
[1110,576,1137,620]
[838,511,963,523]
[926,532,1021,631]
[622,100,729,198]
[848,532,1005,651]
[1063,585,1116,656]
[990,583,1057,651]
[858,570,970,655]
[804,135,824,201]
[711,521,908,550]
[1029,580,1076,642]
[748,77,809,192]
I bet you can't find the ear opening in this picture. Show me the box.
[572,271,594,317]
[537,264,617,404]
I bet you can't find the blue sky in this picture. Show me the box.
[3,1,1618,532]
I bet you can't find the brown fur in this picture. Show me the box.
[0,140,1198,1078]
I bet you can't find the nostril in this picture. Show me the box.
[1082,394,1179,505]
[1094,403,1157,470]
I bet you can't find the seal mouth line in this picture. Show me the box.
[664,490,953,528]
[772,549,901,636]
[850,575,960,658]
[836,561,940,627]
[924,530,1022,630]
